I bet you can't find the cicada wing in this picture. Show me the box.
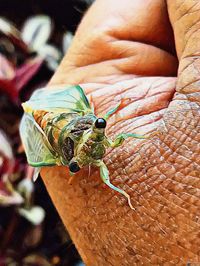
[23,85,92,114]
[20,114,57,167]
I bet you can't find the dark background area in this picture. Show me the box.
[0,1,93,265]
[0,0,90,32]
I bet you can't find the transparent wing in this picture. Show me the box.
[20,113,57,167]
[23,85,92,114]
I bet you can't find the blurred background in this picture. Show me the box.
[0,1,93,265]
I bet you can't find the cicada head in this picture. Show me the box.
[66,116,107,173]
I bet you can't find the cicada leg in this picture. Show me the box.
[105,133,147,148]
[103,102,121,120]
[96,160,135,210]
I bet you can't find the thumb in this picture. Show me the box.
[167,0,200,95]
[164,2,200,258]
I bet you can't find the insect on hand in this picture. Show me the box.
[20,85,146,209]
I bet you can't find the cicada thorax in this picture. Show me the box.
[66,115,107,167]
[58,114,97,165]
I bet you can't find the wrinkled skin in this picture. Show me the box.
[41,0,200,265]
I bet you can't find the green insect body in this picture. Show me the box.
[20,85,146,209]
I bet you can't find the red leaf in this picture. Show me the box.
[0,54,17,102]
[0,79,17,102]
[0,179,11,196]
[0,54,15,80]
[0,17,29,54]
[15,57,43,91]
[0,130,14,177]
[0,255,6,266]
[0,56,43,103]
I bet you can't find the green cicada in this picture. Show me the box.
[20,85,145,209]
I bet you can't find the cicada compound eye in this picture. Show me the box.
[95,118,107,129]
[69,161,80,173]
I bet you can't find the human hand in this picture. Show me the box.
[41,0,200,264]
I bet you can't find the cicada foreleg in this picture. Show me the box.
[104,133,147,148]
[95,160,135,210]
[103,102,121,121]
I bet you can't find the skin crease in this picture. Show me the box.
[40,0,200,265]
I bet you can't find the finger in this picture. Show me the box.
[162,0,200,261]
[79,0,175,53]
[50,0,178,85]
[167,0,200,94]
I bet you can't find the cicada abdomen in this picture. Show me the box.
[33,110,76,160]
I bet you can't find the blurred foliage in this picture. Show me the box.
[0,1,93,265]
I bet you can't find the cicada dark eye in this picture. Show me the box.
[69,161,80,173]
[95,118,107,129]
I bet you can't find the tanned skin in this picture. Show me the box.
[41,1,200,265]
